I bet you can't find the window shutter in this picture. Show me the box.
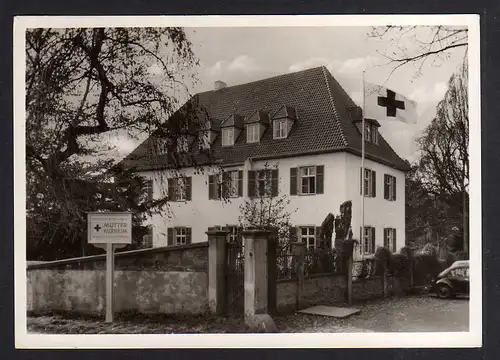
[208,175,214,199]
[393,229,397,253]
[271,169,279,197]
[238,170,243,197]
[186,177,192,201]
[360,226,363,253]
[360,168,363,195]
[383,228,388,248]
[167,228,174,246]
[168,179,176,201]
[288,225,296,243]
[393,176,397,201]
[316,165,324,194]
[147,180,154,201]
[248,170,256,198]
[290,168,298,195]
[186,228,192,244]
[371,227,376,253]
[371,170,376,197]
[384,175,389,200]
[315,226,322,248]
[221,172,230,199]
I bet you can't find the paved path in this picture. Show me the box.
[275,295,469,333]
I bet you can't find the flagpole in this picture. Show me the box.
[361,70,366,261]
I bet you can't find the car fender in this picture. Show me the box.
[436,278,454,289]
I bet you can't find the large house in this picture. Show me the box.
[122,66,410,256]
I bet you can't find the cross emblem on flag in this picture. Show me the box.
[364,83,418,124]
[377,89,405,117]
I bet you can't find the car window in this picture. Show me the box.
[449,267,468,277]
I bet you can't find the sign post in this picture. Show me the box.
[87,212,132,323]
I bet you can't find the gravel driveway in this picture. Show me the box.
[27,295,468,334]
[275,295,469,333]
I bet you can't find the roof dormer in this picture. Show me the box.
[271,104,297,139]
[244,110,269,143]
[354,117,381,145]
[196,117,219,151]
[220,113,244,147]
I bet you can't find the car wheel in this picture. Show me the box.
[437,284,453,299]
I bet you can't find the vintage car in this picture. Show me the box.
[429,260,469,298]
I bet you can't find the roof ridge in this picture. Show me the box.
[196,66,325,96]
[321,66,348,147]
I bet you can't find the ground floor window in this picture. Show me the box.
[362,226,376,254]
[384,228,397,253]
[167,227,192,246]
[299,226,316,250]
[212,225,241,244]
[142,226,153,248]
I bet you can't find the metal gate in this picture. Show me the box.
[226,240,245,314]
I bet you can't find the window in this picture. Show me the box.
[142,226,153,248]
[449,267,469,277]
[168,177,192,201]
[361,168,376,197]
[144,179,154,201]
[362,226,376,254]
[167,227,192,246]
[364,123,379,144]
[273,119,287,139]
[257,170,270,197]
[300,166,316,194]
[384,228,397,253]
[213,225,241,244]
[300,227,316,250]
[246,124,260,143]
[248,169,279,198]
[222,128,234,146]
[384,174,397,201]
[290,165,324,195]
[209,171,243,199]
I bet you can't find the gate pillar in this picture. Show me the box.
[241,228,278,332]
[206,230,228,315]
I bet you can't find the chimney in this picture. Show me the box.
[214,80,227,90]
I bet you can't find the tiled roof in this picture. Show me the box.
[121,66,410,172]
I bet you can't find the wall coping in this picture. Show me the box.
[27,242,209,270]
[277,277,297,284]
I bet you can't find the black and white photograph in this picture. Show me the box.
[14,15,481,348]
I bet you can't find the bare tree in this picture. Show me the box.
[415,61,469,253]
[25,27,208,259]
[238,163,297,249]
[369,26,468,79]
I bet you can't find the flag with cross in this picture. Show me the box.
[364,83,418,124]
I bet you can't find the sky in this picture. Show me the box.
[114,25,467,163]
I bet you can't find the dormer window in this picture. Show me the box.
[271,104,297,140]
[364,122,379,144]
[222,128,234,147]
[273,119,287,139]
[246,124,260,143]
[198,131,211,151]
[244,110,269,144]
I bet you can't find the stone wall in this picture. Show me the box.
[276,278,298,313]
[352,276,384,301]
[302,273,346,307]
[27,243,209,315]
[276,273,346,313]
[27,243,209,272]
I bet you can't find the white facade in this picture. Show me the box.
[141,151,405,254]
